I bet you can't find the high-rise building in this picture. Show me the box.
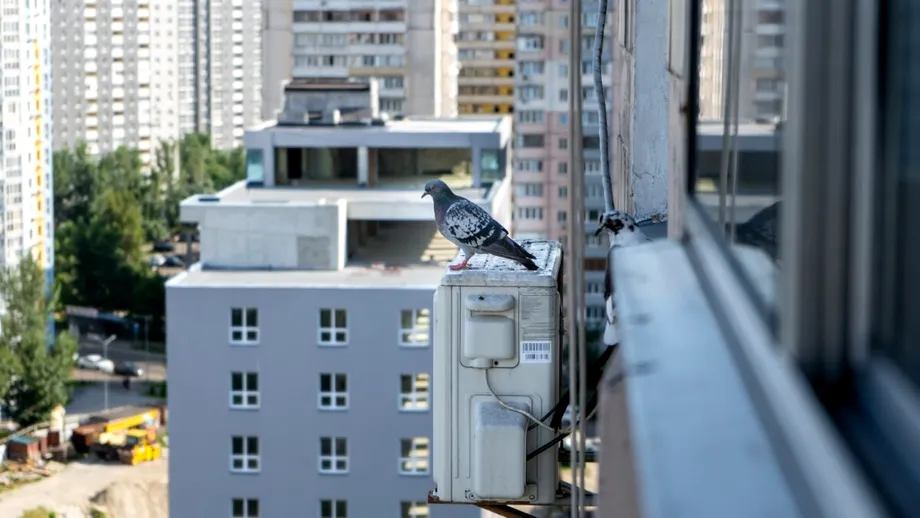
[286,0,458,118]
[178,0,264,150]
[698,0,787,121]
[1,0,55,276]
[455,0,516,116]
[166,83,504,517]
[51,0,179,165]
[511,1,615,326]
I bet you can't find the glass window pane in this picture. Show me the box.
[247,437,258,454]
[247,499,259,517]
[320,374,330,391]
[335,374,347,391]
[336,500,347,516]
[231,330,243,342]
[245,330,258,342]
[400,375,411,392]
[231,308,242,326]
[321,437,331,454]
[401,310,412,328]
[689,0,784,314]
[336,309,347,327]
[232,499,244,516]
[231,372,242,391]
[232,395,243,406]
[246,373,258,390]
[335,437,347,455]
[320,309,331,327]
[335,331,346,343]
[232,436,243,454]
[320,331,332,342]
[321,501,332,517]
[246,308,258,327]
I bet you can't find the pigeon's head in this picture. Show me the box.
[594,210,639,237]
[421,179,454,200]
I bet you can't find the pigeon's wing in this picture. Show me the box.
[443,200,506,250]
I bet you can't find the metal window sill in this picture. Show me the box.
[598,238,801,518]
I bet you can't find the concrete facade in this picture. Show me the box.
[166,281,476,518]
[51,0,178,165]
[0,0,55,274]
[285,0,458,119]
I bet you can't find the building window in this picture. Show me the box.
[559,138,568,149]
[399,373,430,411]
[516,207,544,221]
[400,502,429,518]
[320,500,347,518]
[319,437,348,474]
[399,309,430,346]
[231,498,259,518]
[558,186,569,198]
[319,373,348,410]
[230,372,259,410]
[558,161,568,174]
[318,309,348,346]
[230,307,258,345]
[398,437,430,475]
[230,436,260,473]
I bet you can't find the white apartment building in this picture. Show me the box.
[698,0,787,121]
[0,0,55,275]
[288,0,458,118]
[51,0,179,165]
[178,0,263,150]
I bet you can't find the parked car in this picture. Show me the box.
[114,361,143,377]
[152,240,175,253]
[149,255,166,267]
[163,255,185,267]
[76,354,115,374]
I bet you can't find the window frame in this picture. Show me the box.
[678,0,901,515]
[320,499,348,518]
[318,436,349,475]
[229,371,260,410]
[400,501,429,518]
[318,308,348,346]
[398,309,430,347]
[398,373,430,412]
[318,372,349,411]
[230,435,260,474]
[398,437,430,476]
[229,307,259,346]
[231,498,259,518]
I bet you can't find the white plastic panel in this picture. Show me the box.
[473,400,528,499]
[464,314,515,364]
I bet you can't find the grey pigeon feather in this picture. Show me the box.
[731,201,780,261]
[595,210,652,346]
[422,179,538,271]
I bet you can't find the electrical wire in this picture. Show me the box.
[484,368,557,433]
[594,0,614,213]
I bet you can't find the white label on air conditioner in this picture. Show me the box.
[520,340,552,363]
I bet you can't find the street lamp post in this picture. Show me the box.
[102,334,117,412]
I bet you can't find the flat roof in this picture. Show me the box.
[216,183,487,204]
[697,121,780,152]
[167,263,449,289]
[248,116,509,135]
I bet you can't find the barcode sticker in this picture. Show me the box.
[520,340,552,364]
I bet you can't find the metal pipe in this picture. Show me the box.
[593,0,614,212]
[728,0,744,241]
[718,0,738,229]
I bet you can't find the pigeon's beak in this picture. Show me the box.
[421,192,429,199]
[594,225,605,237]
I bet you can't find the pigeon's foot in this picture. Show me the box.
[448,259,470,271]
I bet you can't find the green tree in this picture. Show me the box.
[0,256,77,426]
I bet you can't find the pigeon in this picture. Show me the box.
[732,201,780,261]
[594,210,652,346]
[422,179,538,271]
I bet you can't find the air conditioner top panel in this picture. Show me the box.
[440,239,562,288]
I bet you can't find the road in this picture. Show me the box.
[66,382,164,415]
[75,340,166,382]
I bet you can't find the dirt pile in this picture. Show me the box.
[90,480,168,518]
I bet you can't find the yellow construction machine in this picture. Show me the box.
[72,406,164,465]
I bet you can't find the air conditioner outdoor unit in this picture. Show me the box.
[431,240,563,505]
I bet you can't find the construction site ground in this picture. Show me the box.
[0,450,168,518]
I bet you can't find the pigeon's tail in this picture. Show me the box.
[483,236,540,270]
